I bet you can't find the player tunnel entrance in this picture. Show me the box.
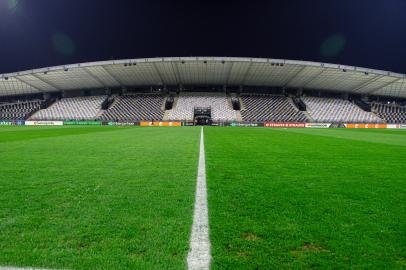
[194,106,212,126]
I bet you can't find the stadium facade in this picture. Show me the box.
[0,57,406,127]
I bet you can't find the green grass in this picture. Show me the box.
[1,126,406,269]
[205,127,406,269]
[0,126,200,270]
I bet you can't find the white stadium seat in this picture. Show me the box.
[31,96,106,121]
[303,97,382,123]
[372,102,406,123]
[240,94,307,122]
[99,94,165,121]
[167,92,236,121]
[0,100,43,120]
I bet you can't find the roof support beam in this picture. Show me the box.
[31,73,61,91]
[83,68,108,89]
[225,62,234,85]
[352,75,384,93]
[369,77,403,94]
[172,62,182,86]
[152,62,165,86]
[100,66,125,88]
[14,76,43,93]
[283,65,307,88]
[302,68,326,88]
[241,61,253,86]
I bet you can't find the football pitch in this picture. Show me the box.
[0,126,405,269]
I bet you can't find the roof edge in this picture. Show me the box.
[1,57,405,79]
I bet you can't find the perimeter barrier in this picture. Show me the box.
[0,120,25,126]
[264,122,306,128]
[139,121,182,127]
[1,120,406,128]
[63,121,102,126]
[25,121,63,126]
[344,124,388,129]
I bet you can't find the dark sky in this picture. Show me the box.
[0,0,405,74]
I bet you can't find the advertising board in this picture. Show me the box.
[264,122,306,128]
[25,121,63,126]
[63,121,102,126]
[305,123,332,128]
[109,122,137,126]
[182,122,195,126]
[345,124,387,129]
[229,122,262,127]
[140,121,182,127]
[0,121,12,126]
[387,124,400,129]
[0,121,25,126]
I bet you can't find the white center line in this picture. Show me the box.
[187,127,211,270]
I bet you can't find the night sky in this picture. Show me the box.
[0,0,405,74]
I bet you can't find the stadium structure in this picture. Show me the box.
[0,57,406,127]
[1,57,406,270]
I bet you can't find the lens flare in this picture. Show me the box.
[320,34,346,58]
[52,32,76,56]
[7,0,19,12]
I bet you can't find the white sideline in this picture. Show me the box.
[187,127,211,270]
[0,266,64,270]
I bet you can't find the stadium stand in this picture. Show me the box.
[167,92,237,121]
[5,92,406,124]
[303,97,382,123]
[99,93,165,121]
[30,96,106,120]
[240,94,307,122]
[372,102,406,123]
[0,100,43,120]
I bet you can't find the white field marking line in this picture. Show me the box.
[0,266,67,270]
[187,127,211,270]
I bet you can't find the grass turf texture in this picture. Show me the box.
[0,126,200,270]
[1,126,406,270]
[205,128,406,269]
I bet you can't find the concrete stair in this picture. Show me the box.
[303,111,314,122]
[288,97,299,111]
[235,111,242,121]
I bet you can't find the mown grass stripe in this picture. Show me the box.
[187,127,211,270]
[0,127,200,269]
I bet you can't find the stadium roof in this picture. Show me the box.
[1,57,406,98]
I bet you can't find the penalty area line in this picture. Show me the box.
[187,127,211,270]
